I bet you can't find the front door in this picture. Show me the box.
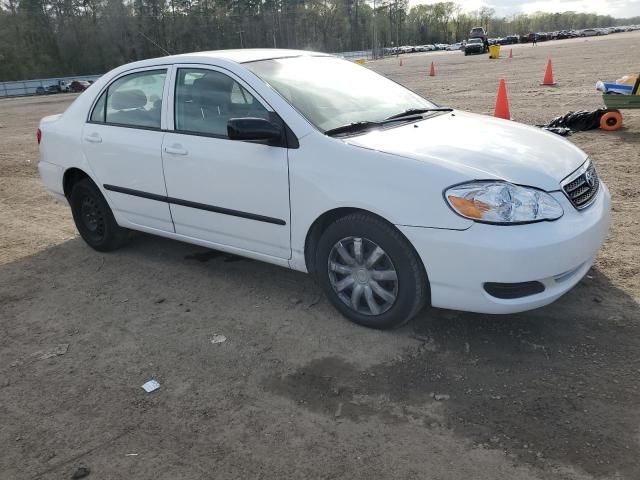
[161,66,291,259]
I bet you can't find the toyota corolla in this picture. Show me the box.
[37,49,611,329]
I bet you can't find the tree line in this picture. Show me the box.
[1,0,638,81]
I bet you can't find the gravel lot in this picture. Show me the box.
[1,32,639,480]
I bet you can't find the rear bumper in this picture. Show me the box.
[398,183,611,314]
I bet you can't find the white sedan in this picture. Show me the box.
[38,49,611,329]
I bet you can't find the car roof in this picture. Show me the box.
[114,49,334,73]
[170,48,331,64]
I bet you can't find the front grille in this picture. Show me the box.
[562,160,600,210]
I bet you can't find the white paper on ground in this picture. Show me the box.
[141,380,160,393]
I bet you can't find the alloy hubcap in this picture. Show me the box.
[328,237,398,316]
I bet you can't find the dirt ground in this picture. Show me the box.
[1,32,639,480]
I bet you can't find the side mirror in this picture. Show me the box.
[227,117,282,142]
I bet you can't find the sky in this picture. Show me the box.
[410,0,640,18]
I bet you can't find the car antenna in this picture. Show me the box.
[138,31,172,56]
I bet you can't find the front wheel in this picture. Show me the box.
[315,213,428,329]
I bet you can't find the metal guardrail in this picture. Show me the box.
[335,49,391,62]
[337,50,374,61]
[0,74,103,98]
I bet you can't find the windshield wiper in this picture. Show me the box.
[324,121,382,137]
[324,114,428,137]
[384,107,453,120]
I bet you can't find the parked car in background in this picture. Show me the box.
[581,29,599,37]
[46,80,71,94]
[35,86,46,95]
[447,42,462,51]
[70,80,91,92]
[464,38,485,55]
[37,49,611,329]
[57,80,70,92]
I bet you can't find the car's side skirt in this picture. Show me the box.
[109,214,294,269]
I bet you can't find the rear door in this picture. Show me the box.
[161,65,291,259]
[82,67,174,232]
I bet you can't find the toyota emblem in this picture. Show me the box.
[585,169,595,188]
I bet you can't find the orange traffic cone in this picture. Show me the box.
[509,48,513,59]
[429,62,436,77]
[541,59,556,85]
[494,79,511,120]
[399,58,403,66]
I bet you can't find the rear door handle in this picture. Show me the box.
[84,133,102,143]
[164,145,188,156]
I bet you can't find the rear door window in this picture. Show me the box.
[90,69,166,129]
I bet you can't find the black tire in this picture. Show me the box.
[69,178,129,252]
[315,213,429,329]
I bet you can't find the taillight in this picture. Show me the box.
[37,128,42,145]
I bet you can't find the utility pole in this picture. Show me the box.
[238,30,245,48]
[371,0,377,59]
[396,0,399,48]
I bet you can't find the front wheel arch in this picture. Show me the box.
[304,208,430,302]
[314,211,431,328]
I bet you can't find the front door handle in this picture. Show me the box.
[84,132,102,143]
[164,145,188,156]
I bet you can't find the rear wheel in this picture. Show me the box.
[69,178,129,251]
[315,213,428,329]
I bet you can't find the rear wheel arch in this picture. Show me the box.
[63,168,92,198]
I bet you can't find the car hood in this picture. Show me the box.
[344,111,587,191]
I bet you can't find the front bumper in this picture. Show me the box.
[398,183,611,314]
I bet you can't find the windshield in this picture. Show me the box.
[246,56,435,132]
[467,38,482,44]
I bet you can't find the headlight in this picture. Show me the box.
[445,181,563,224]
